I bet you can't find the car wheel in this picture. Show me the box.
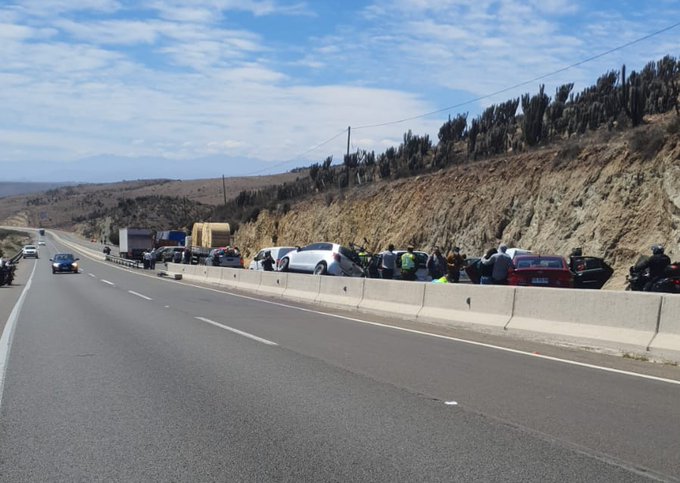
[313,262,327,275]
[279,257,290,272]
[52,270,56,274]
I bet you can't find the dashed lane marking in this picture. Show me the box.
[195,317,278,346]
[101,279,115,286]
[128,290,152,301]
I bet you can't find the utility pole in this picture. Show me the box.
[346,126,351,160]
[222,174,227,207]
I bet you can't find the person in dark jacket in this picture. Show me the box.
[479,247,497,284]
[635,245,671,291]
[426,246,447,280]
[261,251,275,271]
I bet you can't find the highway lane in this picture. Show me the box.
[0,237,678,480]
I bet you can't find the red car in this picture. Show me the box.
[508,255,573,288]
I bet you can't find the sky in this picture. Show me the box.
[1,0,679,182]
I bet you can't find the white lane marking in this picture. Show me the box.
[195,317,278,346]
[173,281,680,387]
[0,258,38,409]
[445,401,459,406]
[101,279,115,286]
[128,290,152,301]
[164,305,170,309]
[88,273,96,278]
[48,233,680,387]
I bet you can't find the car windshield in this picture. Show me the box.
[25,245,36,250]
[54,254,74,262]
[515,257,564,269]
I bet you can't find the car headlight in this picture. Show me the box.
[52,263,59,268]
[72,263,78,268]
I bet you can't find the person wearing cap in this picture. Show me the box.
[481,243,512,284]
[446,246,467,283]
[400,245,417,281]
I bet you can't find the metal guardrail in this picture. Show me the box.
[9,251,23,264]
[105,254,142,269]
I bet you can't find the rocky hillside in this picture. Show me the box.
[235,115,680,289]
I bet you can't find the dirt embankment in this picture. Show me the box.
[235,119,680,289]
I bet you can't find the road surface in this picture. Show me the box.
[0,234,679,481]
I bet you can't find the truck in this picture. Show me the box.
[189,222,242,268]
[119,228,154,260]
[155,230,186,248]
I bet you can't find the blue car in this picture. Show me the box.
[50,253,80,274]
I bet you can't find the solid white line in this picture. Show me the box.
[47,232,680,387]
[128,290,152,301]
[88,273,96,278]
[0,259,38,409]
[194,317,278,346]
[101,279,115,286]
[177,281,680,386]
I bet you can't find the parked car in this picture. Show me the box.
[393,249,430,281]
[249,247,296,271]
[50,253,80,274]
[22,245,38,259]
[508,255,573,288]
[155,246,185,262]
[279,242,364,276]
[568,255,613,289]
[204,247,244,268]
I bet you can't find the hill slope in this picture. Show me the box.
[234,117,680,288]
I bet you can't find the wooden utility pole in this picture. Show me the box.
[222,175,227,207]
[346,126,351,159]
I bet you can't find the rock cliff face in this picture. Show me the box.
[235,118,680,288]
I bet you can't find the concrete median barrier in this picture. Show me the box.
[316,276,365,310]
[282,273,321,303]
[205,266,222,285]
[258,272,288,297]
[648,295,680,359]
[218,268,241,288]
[417,284,514,329]
[507,287,661,353]
[236,270,261,292]
[358,279,425,319]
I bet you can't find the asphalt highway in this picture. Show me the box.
[0,235,679,481]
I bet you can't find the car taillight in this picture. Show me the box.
[333,252,341,262]
[239,257,244,267]
[673,279,680,286]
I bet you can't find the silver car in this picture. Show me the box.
[279,242,364,276]
[249,246,296,271]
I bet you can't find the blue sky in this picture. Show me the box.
[1,0,678,182]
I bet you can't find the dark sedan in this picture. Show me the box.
[50,253,80,274]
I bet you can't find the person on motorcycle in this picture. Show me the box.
[635,245,671,291]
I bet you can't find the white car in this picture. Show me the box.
[279,242,364,276]
[22,245,39,259]
[38,240,46,246]
[249,246,296,271]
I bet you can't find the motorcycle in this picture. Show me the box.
[626,262,680,294]
[0,262,15,287]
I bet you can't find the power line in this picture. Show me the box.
[353,20,680,131]
[243,128,348,176]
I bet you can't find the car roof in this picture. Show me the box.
[54,253,75,257]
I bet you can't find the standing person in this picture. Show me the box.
[173,249,183,264]
[400,245,417,281]
[481,243,513,284]
[261,251,275,271]
[183,248,191,264]
[446,246,466,283]
[379,244,397,280]
[149,248,156,270]
[142,250,150,269]
[478,248,497,284]
[426,246,447,280]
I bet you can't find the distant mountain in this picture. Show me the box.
[0,182,75,198]
[1,154,282,183]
